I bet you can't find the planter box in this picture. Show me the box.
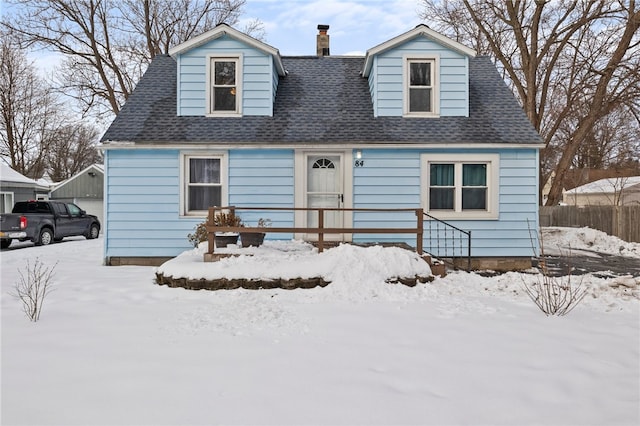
[240,232,265,248]
[215,233,239,248]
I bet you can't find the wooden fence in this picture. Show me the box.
[539,205,640,243]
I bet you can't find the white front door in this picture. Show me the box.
[294,150,353,242]
[307,155,343,234]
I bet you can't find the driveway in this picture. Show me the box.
[539,248,640,278]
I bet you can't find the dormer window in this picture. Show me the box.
[207,55,242,116]
[404,55,439,117]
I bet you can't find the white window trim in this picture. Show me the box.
[205,54,243,117]
[1,192,14,214]
[180,152,228,217]
[403,54,440,118]
[421,153,499,220]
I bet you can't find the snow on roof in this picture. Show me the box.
[567,176,640,194]
[51,163,104,191]
[0,162,40,185]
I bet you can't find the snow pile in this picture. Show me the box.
[154,238,640,310]
[157,240,431,282]
[542,226,640,258]
[438,270,639,312]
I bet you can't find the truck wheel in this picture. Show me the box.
[0,239,10,249]
[87,224,100,239]
[37,228,53,246]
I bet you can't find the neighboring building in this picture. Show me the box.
[563,176,640,206]
[0,162,50,213]
[100,23,544,267]
[50,164,105,225]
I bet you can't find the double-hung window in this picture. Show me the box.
[423,154,499,219]
[404,56,439,117]
[183,155,227,216]
[208,56,241,115]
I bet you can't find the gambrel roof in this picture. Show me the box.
[101,54,543,146]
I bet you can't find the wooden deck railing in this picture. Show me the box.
[206,206,424,254]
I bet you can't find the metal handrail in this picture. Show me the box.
[423,212,471,271]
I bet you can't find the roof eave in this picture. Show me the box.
[362,24,477,77]
[168,24,286,77]
[51,164,104,191]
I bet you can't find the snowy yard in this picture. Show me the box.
[1,228,639,425]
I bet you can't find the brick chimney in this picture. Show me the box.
[317,24,330,56]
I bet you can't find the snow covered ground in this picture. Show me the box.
[1,228,639,425]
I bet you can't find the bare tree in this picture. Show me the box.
[47,123,103,182]
[118,0,249,60]
[3,0,255,120]
[571,105,640,169]
[419,0,640,205]
[0,31,60,179]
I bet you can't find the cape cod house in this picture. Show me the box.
[100,24,544,269]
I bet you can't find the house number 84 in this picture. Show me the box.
[354,160,364,167]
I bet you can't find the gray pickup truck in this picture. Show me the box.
[0,201,101,249]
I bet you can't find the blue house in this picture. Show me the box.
[101,24,543,269]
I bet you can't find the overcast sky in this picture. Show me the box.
[241,0,424,56]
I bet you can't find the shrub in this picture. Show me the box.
[256,218,272,228]
[187,221,208,247]
[523,267,587,316]
[187,211,246,247]
[214,211,243,227]
[11,258,57,322]
[525,222,586,316]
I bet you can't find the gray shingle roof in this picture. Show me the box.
[101,54,543,145]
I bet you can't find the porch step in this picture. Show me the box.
[422,254,447,277]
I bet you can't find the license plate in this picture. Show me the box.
[0,232,5,237]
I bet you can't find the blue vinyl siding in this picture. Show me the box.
[352,148,539,257]
[104,147,538,260]
[367,37,469,117]
[272,58,280,104]
[176,35,275,116]
[104,150,201,258]
[353,150,423,243]
[229,150,295,239]
[368,60,378,114]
